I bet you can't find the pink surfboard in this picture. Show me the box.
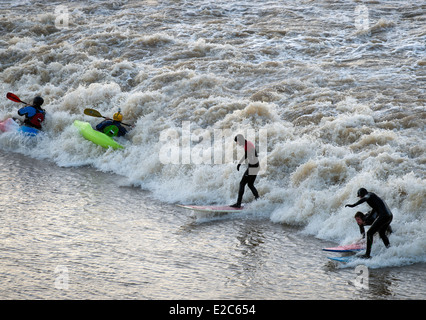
[322,243,365,252]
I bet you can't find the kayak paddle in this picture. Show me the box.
[83,108,133,127]
[6,92,29,105]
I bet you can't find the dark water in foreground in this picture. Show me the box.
[0,151,424,300]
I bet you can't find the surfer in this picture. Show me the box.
[96,109,128,137]
[17,96,46,130]
[354,211,392,240]
[230,134,260,208]
[346,188,393,258]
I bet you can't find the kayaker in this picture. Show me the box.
[17,96,46,130]
[346,188,393,258]
[95,109,128,137]
[230,134,260,208]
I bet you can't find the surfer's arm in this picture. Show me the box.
[236,151,247,171]
[345,197,367,208]
[358,224,366,238]
[238,153,247,165]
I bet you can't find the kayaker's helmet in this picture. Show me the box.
[33,96,44,107]
[357,188,368,198]
[113,111,123,122]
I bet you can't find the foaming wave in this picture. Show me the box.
[1,0,424,268]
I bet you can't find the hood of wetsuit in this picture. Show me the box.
[357,188,368,197]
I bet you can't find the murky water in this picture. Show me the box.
[0,0,425,300]
[0,151,424,299]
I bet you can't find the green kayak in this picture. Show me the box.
[73,120,124,150]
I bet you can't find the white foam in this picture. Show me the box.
[1,0,424,268]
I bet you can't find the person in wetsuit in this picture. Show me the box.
[230,134,260,208]
[17,96,46,130]
[346,188,393,258]
[96,109,128,137]
[354,211,392,239]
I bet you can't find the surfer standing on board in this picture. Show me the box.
[230,134,260,208]
[346,188,393,259]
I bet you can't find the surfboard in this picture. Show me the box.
[327,256,356,263]
[322,243,365,252]
[177,204,244,213]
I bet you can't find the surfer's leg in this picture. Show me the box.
[365,218,380,257]
[379,216,393,248]
[364,233,373,258]
[247,174,259,199]
[231,173,248,207]
[237,182,246,205]
[364,215,390,257]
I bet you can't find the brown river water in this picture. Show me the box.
[0,0,424,300]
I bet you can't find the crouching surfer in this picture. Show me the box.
[354,211,392,240]
[346,188,393,259]
[96,109,128,137]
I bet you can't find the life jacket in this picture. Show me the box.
[102,124,119,137]
[29,111,45,129]
[18,106,45,129]
[96,120,127,137]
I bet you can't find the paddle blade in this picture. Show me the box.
[6,92,22,103]
[83,108,133,127]
[84,108,104,118]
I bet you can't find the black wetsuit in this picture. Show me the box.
[235,141,259,206]
[348,192,393,257]
[359,211,392,239]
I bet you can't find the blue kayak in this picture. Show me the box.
[0,118,41,136]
